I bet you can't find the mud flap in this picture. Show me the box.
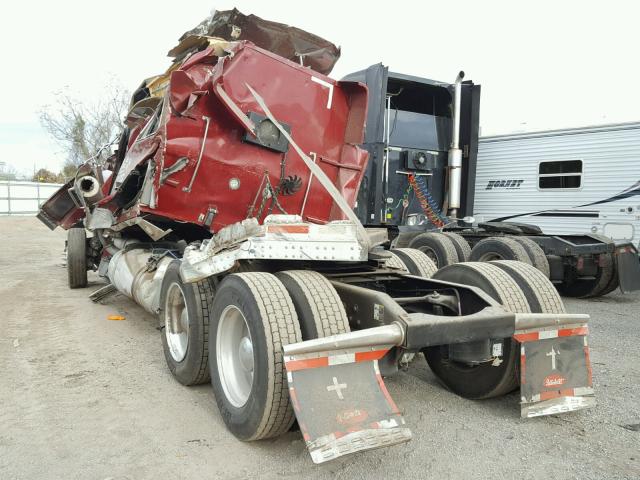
[616,245,640,293]
[284,348,411,464]
[514,325,595,418]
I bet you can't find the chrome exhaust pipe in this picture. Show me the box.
[448,71,465,219]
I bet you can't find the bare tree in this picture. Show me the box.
[0,163,18,181]
[40,80,130,175]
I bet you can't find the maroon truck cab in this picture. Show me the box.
[39,41,369,237]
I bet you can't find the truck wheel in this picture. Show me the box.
[67,227,88,289]
[160,261,214,386]
[385,251,410,272]
[442,232,471,262]
[393,232,420,248]
[510,237,550,278]
[210,273,302,441]
[599,259,620,296]
[490,260,565,314]
[276,270,350,339]
[408,232,458,267]
[391,248,438,278]
[470,237,532,265]
[425,262,530,399]
[558,253,614,298]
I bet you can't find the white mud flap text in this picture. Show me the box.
[284,348,411,464]
[514,325,595,418]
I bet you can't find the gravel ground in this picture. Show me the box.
[1,217,638,480]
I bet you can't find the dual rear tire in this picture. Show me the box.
[160,268,350,441]
[209,273,303,440]
[210,271,350,440]
[469,236,550,278]
[424,261,564,399]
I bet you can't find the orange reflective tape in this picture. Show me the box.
[584,346,593,386]
[354,349,389,363]
[513,332,538,343]
[376,372,400,414]
[267,225,310,234]
[285,356,329,372]
[558,326,589,337]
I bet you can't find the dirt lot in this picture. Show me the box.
[0,217,638,480]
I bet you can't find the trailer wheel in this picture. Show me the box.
[510,237,550,278]
[67,227,88,289]
[385,251,410,272]
[470,237,532,265]
[490,260,565,314]
[391,248,438,278]
[424,262,530,399]
[442,232,471,262]
[160,261,214,386]
[276,270,350,339]
[210,273,302,441]
[408,232,458,267]
[558,253,614,298]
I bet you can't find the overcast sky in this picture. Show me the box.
[1,0,639,176]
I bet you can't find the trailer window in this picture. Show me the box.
[538,160,582,189]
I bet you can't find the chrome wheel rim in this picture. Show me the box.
[217,305,254,407]
[165,283,189,362]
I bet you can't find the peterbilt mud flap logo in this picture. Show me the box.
[543,373,567,387]
[485,179,524,189]
[514,326,595,418]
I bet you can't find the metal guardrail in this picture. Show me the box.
[0,181,63,215]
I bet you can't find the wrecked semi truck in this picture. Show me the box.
[39,9,595,463]
[344,65,640,298]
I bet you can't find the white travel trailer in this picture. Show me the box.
[473,122,640,249]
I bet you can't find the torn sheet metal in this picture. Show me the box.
[514,325,595,418]
[180,8,340,75]
[284,346,410,463]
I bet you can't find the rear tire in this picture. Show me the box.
[599,258,620,296]
[558,253,614,298]
[385,251,410,272]
[391,248,438,278]
[510,237,550,278]
[210,273,302,441]
[160,261,214,386]
[67,228,88,289]
[276,270,350,339]
[425,262,530,399]
[470,237,532,265]
[490,260,564,313]
[393,232,420,248]
[442,232,471,262]
[408,232,459,268]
